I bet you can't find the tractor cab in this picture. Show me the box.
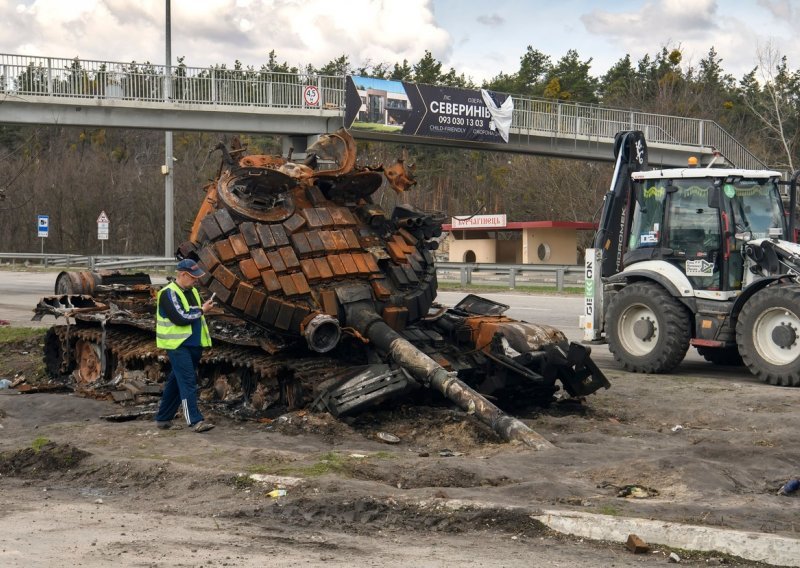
[625,169,784,296]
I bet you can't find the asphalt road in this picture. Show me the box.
[0,270,61,327]
[438,290,583,341]
[0,269,759,384]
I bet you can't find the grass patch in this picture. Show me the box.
[31,436,51,452]
[596,505,621,516]
[437,282,582,295]
[297,451,349,476]
[232,475,258,489]
[248,450,383,477]
[370,451,396,460]
[245,462,289,474]
[277,451,352,478]
[130,452,170,460]
[0,327,46,344]
[275,451,395,477]
[246,464,273,474]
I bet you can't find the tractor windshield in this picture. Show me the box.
[628,181,667,251]
[628,178,719,253]
[723,179,785,240]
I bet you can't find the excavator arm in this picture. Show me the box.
[583,131,648,342]
[593,131,648,279]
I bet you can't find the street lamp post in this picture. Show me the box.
[164,0,174,258]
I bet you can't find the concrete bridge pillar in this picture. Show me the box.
[281,134,320,161]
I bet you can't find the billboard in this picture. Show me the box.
[345,76,513,145]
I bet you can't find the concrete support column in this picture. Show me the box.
[281,134,320,160]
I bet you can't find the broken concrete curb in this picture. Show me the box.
[533,509,800,567]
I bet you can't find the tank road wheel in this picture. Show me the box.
[606,282,691,373]
[736,286,800,386]
[54,272,77,294]
[74,340,103,385]
[696,346,743,366]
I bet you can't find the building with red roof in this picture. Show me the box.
[443,215,595,264]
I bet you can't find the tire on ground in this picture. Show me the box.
[736,285,800,386]
[606,281,691,373]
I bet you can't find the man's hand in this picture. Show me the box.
[201,298,215,313]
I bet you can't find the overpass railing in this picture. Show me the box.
[0,253,583,291]
[511,98,766,169]
[0,54,345,110]
[0,52,764,168]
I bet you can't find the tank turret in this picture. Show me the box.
[180,129,441,353]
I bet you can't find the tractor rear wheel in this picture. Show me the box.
[606,282,691,373]
[736,285,800,386]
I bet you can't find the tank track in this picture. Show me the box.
[44,323,356,419]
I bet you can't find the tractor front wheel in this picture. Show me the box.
[606,282,691,373]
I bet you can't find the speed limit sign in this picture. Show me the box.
[303,85,320,106]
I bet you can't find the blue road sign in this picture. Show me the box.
[37,215,49,238]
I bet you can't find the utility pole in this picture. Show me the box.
[164,0,174,257]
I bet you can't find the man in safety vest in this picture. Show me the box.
[154,259,215,432]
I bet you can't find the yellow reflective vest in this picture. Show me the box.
[156,281,211,349]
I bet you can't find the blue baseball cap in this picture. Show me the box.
[176,259,205,277]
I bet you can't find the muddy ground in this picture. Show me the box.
[0,333,798,567]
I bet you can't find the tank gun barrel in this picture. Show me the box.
[346,301,554,449]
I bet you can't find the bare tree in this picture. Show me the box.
[741,42,799,171]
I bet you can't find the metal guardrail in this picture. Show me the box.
[436,262,583,291]
[0,52,764,169]
[0,253,584,291]
[0,253,177,271]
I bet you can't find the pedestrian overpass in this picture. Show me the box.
[0,53,765,168]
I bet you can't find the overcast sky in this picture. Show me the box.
[0,0,797,84]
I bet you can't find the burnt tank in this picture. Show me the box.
[36,129,608,446]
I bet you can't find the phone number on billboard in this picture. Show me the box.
[438,115,485,126]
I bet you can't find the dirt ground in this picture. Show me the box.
[0,334,798,567]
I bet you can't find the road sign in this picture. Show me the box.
[303,85,320,106]
[97,210,109,240]
[37,215,49,238]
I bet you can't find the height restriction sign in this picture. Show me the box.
[303,85,320,106]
